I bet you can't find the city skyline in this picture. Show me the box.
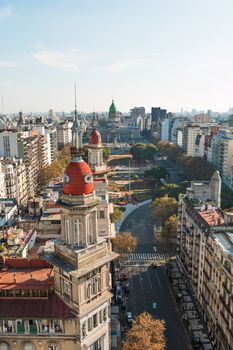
[1,0,233,113]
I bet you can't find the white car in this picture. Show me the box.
[126,312,133,323]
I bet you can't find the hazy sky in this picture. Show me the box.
[1,0,233,113]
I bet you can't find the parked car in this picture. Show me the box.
[124,282,130,293]
[120,272,128,281]
[126,312,133,324]
[116,285,123,303]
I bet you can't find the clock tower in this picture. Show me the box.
[45,100,118,349]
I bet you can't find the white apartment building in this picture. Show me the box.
[56,121,72,149]
[211,129,233,187]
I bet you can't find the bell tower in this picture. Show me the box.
[88,128,106,173]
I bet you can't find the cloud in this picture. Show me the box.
[33,48,81,71]
[0,6,12,19]
[0,61,18,68]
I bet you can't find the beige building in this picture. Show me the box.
[0,157,28,205]
[201,225,233,350]
[178,171,233,350]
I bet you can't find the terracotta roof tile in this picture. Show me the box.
[0,293,73,318]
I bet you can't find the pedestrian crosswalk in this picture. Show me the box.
[124,253,169,261]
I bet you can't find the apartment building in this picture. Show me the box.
[178,171,233,349]
[0,158,28,204]
[56,121,72,149]
[211,129,233,186]
[202,222,233,350]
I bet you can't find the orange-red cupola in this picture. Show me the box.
[63,158,94,196]
[89,128,102,145]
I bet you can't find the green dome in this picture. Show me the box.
[109,100,117,114]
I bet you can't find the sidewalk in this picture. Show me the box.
[167,259,215,350]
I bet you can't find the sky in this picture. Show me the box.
[1,0,233,113]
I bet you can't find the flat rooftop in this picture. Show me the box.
[213,232,233,258]
[0,258,54,290]
[198,208,224,226]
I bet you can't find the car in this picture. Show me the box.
[120,272,128,281]
[124,282,130,293]
[151,262,157,269]
[116,286,123,303]
[126,312,133,323]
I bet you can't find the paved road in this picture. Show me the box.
[120,204,192,350]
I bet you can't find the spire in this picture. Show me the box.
[71,83,83,157]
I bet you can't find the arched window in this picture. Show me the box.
[87,215,93,244]
[64,217,70,243]
[48,345,58,350]
[0,343,9,350]
[74,219,82,245]
[23,343,34,350]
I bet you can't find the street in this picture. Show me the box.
[120,204,192,350]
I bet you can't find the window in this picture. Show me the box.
[99,209,105,219]
[23,343,34,350]
[87,215,94,244]
[63,279,71,298]
[4,321,13,333]
[88,317,93,332]
[64,217,70,243]
[3,136,10,157]
[93,313,98,328]
[48,345,58,350]
[0,343,9,350]
[82,322,87,337]
[90,336,104,350]
[74,219,82,245]
[99,310,103,323]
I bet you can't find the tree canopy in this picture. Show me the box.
[39,144,71,189]
[111,206,124,223]
[130,143,158,162]
[150,195,178,224]
[112,232,137,256]
[122,312,166,350]
[162,214,178,237]
[144,166,169,181]
[153,183,187,200]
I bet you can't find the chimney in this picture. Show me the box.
[13,273,16,283]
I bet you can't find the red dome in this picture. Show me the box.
[63,159,94,196]
[89,128,102,145]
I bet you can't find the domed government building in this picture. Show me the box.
[89,100,141,143]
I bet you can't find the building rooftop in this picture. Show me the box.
[198,208,224,226]
[0,292,73,318]
[213,231,233,258]
[0,258,54,290]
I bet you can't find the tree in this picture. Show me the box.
[144,166,169,181]
[112,232,137,255]
[162,214,177,237]
[130,143,158,163]
[150,195,177,224]
[103,146,110,161]
[111,206,124,223]
[122,312,166,350]
[153,183,186,200]
[38,144,71,190]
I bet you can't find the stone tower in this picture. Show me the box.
[45,109,117,349]
[211,170,221,208]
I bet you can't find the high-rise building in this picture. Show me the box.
[56,121,72,149]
